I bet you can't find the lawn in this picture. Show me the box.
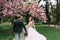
[0,24,60,40]
[0,25,14,40]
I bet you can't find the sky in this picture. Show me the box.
[49,0,57,5]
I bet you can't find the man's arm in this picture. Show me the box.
[22,22,27,32]
[22,23,28,36]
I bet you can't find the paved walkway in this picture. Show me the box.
[0,22,59,27]
[0,22,60,28]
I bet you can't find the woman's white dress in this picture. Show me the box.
[25,25,47,40]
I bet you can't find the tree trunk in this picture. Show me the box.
[45,1,51,25]
[25,11,30,24]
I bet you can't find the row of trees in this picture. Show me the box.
[0,0,60,25]
[44,0,60,25]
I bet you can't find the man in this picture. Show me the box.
[13,15,27,40]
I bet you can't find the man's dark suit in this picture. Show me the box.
[13,20,27,34]
[13,20,27,40]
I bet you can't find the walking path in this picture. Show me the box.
[0,22,59,27]
[0,22,11,26]
[0,22,60,28]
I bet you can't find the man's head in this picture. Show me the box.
[16,15,23,21]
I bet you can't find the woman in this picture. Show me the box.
[25,17,47,40]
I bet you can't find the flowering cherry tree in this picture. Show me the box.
[25,2,47,21]
[0,0,47,23]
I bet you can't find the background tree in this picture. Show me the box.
[0,0,47,25]
[45,0,51,24]
[56,3,60,24]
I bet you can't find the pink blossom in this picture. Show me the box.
[0,0,47,21]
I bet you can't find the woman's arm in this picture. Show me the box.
[33,24,36,29]
[33,20,36,29]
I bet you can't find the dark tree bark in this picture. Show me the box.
[45,1,51,24]
[56,0,60,25]
[25,11,30,24]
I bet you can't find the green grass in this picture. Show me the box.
[0,25,14,40]
[0,24,60,40]
[36,25,60,40]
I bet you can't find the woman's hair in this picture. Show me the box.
[29,17,34,21]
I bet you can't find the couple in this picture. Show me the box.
[13,15,46,40]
